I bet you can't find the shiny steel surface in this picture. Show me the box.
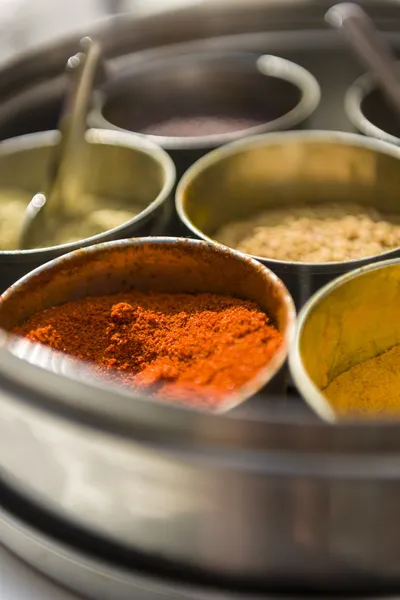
[92,53,320,149]
[0,1,398,144]
[1,267,400,594]
[0,491,257,600]
[1,0,400,593]
[176,130,400,307]
[0,237,300,586]
[0,246,400,591]
[0,129,174,291]
[89,52,320,175]
[0,479,397,600]
[290,257,400,421]
[346,67,400,145]
[0,0,398,92]
[0,2,399,153]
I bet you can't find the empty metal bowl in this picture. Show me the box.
[90,52,321,176]
[345,68,400,145]
[0,128,175,291]
[176,130,400,308]
[289,258,400,421]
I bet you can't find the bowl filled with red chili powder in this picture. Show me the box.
[0,237,295,411]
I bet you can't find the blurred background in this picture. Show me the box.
[0,0,196,64]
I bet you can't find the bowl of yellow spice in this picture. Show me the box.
[0,128,175,291]
[289,258,400,421]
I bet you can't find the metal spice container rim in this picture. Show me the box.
[4,243,400,453]
[345,68,400,147]
[0,236,296,417]
[289,256,400,423]
[176,129,400,273]
[0,128,176,259]
[89,52,321,150]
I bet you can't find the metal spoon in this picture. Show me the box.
[19,37,104,250]
[325,2,400,123]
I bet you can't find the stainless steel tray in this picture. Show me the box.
[1,0,400,595]
[0,479,395,600]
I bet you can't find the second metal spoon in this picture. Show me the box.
[326,2,400,123]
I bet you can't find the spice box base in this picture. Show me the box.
[1,476,399,600]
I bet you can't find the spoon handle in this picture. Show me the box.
[326,2,400,121]
[46,37,103,212]
[18,38,105,249]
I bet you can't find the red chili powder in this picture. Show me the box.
[12,291,283,408]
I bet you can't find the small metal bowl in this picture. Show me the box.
[176,130,400,308]
[0,237,295,410]
[345,69,400,146]
[289,258,400,421]
[0,128,175,291]
[90,52,321,176]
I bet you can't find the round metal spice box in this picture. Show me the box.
[0,236,301,589]
[176,130,400,307]
[290,257,400,421]
[0,128,175,291]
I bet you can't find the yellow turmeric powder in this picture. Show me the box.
[323,344,400,417]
